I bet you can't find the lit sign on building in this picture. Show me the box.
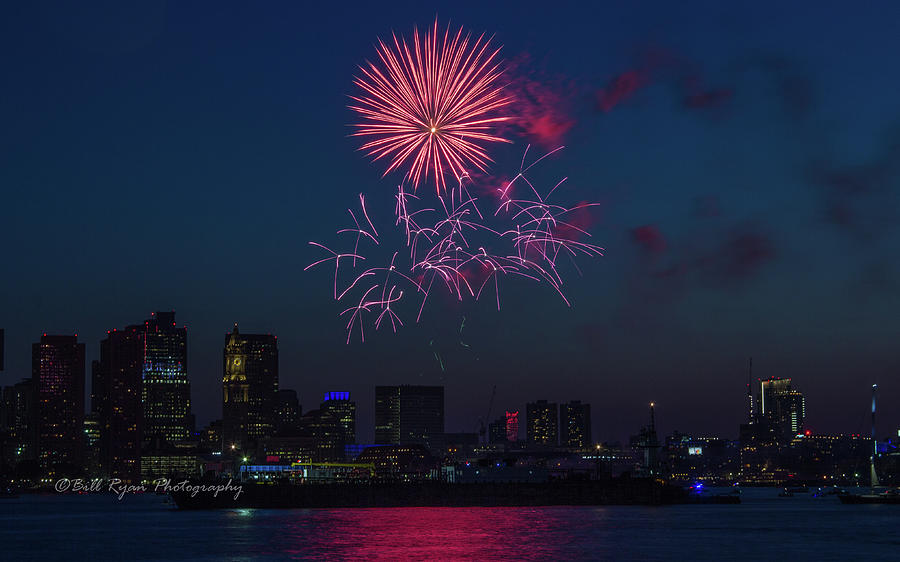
[688,446,703,455]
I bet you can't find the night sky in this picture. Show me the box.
[2,2,899,444]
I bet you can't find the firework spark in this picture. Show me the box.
[307,147,604,342]
[350,19,513,193]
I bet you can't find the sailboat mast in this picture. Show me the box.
[871,384,879,489]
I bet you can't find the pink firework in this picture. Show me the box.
[306,147,605,343]
[350,19,513,193]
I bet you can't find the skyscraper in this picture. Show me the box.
[505,410,519,443]
[0,328,5,371]
[561,401,592,448]
[93,325,144,482]
[780,390,806,436]
[33,334,85,474]
[0,379,35,467]
[759,377,791,419]
[526,401,558,446]
[298,408,344,461]
[321,391,356,445]
[222,325,278,451]
[275,389,300,435]
[759,377,805,441]
[142,312,191,444]
[375,385,444,447]
[488,416,506,444]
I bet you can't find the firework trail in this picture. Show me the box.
[306,147,604,342]
[309,21,604,342]
[350,19,513,193]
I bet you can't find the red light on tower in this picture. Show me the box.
[505,410,519,443]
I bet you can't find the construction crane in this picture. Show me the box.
[478,385,497,445]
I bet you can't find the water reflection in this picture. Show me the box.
[271,507,603,560]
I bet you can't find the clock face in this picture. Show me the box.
[227,356,243,379]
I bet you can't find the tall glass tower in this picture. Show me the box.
[142,312,191,444]
[93,325,144,482]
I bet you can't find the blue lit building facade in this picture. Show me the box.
[142,312,191,445]
[321,391,356,446]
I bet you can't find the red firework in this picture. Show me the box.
[350,20,512,193]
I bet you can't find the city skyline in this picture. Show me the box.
[2,4,899,560]
[0,319,893,447]
[2,2,900,446]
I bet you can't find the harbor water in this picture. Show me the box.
[1,488,897,561]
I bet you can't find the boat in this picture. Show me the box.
[170,477,737,510]
[778,488,794,497]
[839,489,900,505]
[812,486,841,498]
[840,384,898,505]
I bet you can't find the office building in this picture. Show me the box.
[561,401,592,448]
[759,377,805,441]
[526,400,558,446]
[275,389,300,435]
[200,420,223,454]
[780,390,806,436]
[321,391,356,445]
[488,416,507,444]
[33,334,85,474]
[1,379,36,468]
[506,410,520,443]
[222,325,278,452]
[93,325,144,483]
[374,385,444,447]
[142,312,191,445]
[298,408,344,461]
[83,412,101,477]
[760,377,792,419]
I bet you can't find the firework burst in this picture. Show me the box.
[306,147,605,343]
[350,19,513,193]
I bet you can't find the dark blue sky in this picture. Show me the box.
[2,2,899,443]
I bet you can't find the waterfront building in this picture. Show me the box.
[506,410,520,443]
[200,420,223,454]
[631,402,661,476]
[0,379,36,470]
[93,325,144,482]
[758,378,805,442]
[374,385,444,448]
[561,401,592,448]
[488,416,507,444]
[33,334,85,475]
[275,389,301,435]
[140,441,201,481]
[142,312,191,445]
[222,325,279,452]
[355,444,437,479]
[260,435,317,465]
[526,401,558,446]
[759,377,791,418]
[83,412,101,477]
[298,408,345,461]
[321,392,356,446]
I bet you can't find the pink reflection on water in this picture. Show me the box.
[272,507,602,560]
